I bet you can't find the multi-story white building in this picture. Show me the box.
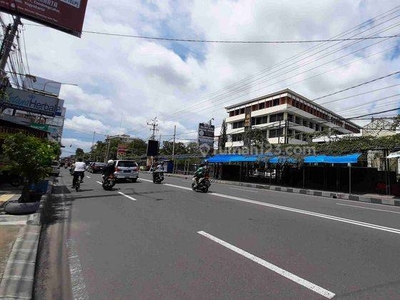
[225,89,361,149]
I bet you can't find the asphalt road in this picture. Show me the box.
[34,168,400,299]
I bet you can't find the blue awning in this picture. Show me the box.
[208,153,361,164]
[268,157,297,164]
[304,153,361,164]
[207,154,240,163]
[207,154,272,163]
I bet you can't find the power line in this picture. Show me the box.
[347,107,400,120]
[82,30,400,44]
[23,22,400,44]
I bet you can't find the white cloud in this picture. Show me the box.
[6,0,398,157]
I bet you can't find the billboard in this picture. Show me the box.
[147,140,159,156]
[23,75,62,97]
[0,87,59,117]
[117,143,128,158]
[0,0,89,37]
[198,123,215,155]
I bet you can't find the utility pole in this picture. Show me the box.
[172,125,176,157]
[105,135,111,161]
[147,117,159,140]
[0,16,21,75]
[89,131,95,160]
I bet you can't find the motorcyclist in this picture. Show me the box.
[72,158,86,187]
[153,161,164,182]
[102,160,115,178]
[193,163,207,188]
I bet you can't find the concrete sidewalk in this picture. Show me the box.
[165,173,400,207]
[0,183,50,300]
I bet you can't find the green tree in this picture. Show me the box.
[3,133,60,202]
[160,141,187,155]
[127,138,147,157]
[75,147,84,157]
[186,142,200,155]
[243,128,269,150]
[218,119,227,151]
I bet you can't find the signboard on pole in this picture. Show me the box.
[23,75,62,97]
[198,122,215,155]
[117,143,128,158]
[0,0,89,37]
[0,87,59,117]
[244,106,252,148]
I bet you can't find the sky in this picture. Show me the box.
[2,0,400,157]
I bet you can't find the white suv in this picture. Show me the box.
[113,160,139,182]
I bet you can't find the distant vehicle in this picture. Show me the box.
[49,161,60,177]
[113,160,139,182]
[88,162,106,173]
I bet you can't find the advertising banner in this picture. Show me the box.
[147,140,159,156]
[0,87,59,117]
[0,0,89,37]
[23,75,62,97]
[117,143,128,158]
[198,123,215,155]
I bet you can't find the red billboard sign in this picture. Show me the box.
[0,0,89,37]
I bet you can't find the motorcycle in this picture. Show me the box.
[191,174,211,193]
[102,174,116,190]
[153,171,164,184]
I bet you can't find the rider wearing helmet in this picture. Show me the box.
[102,159,115,177]
[193,162,207,188]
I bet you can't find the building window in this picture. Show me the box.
[270,113,284,122]
[273,99,280,106]
[259,102,265,109]
[269,128,284,138]
[232,134,243,142]
[240,108,245,114]
[232,121,244,129]
[287,114,293,122]
[254,116,268,125]
[302,120,308,127]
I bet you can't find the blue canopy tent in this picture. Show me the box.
[207,153,362,193]
[208,153,361,164]
[304,153,361,164]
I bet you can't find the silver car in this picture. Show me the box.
[113,160,139,182]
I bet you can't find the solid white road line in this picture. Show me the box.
[140,178,194,191]
[118,191,137,201]
[66,239,89,300]
[198,231,335,299]
[336,203,400,214]
[210,192,400,235]
[139,176,400,234]
[140,178,153,183]
[96,181,102,185]
[0,221,26,225]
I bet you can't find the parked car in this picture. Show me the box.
[89,162,106,173]
[49,160,60,177]
[113,160,139,182]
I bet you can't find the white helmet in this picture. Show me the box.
[108,159,114,165]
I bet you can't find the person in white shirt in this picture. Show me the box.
[72,158,86,187]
